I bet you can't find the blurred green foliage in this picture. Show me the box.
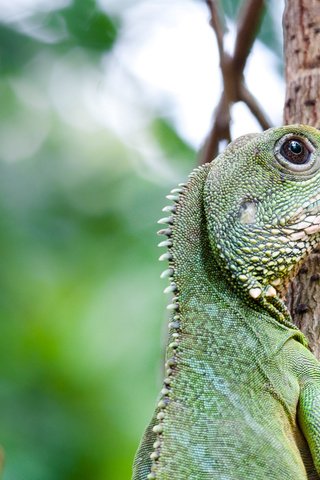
[0,1,118,73]
[0,1,195,478]
[0,0,280,479]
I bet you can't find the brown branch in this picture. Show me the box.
[233,0,266,73]
[200,1,231,163]
[206,0,224,60]
[200,93,231,162]
[239,84,271,130]
[199,0,267,165]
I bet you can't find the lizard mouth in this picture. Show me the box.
[281,195,320,240]
[272,194,320,298]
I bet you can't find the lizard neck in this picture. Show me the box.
[170,164,239,338]
[149,165,306,476]
[162,164,306,341]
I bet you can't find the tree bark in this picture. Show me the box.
[283,0,320,357]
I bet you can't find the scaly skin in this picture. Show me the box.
[133,125,320,479]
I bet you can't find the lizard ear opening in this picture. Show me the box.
[238,199,258,225]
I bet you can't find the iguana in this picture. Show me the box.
[132,125,320,480]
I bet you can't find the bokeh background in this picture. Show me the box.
[0,0,284,478]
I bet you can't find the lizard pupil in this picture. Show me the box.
[289,140,302,154]
[280,138,310,164]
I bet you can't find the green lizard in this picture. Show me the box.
[132,125,320,480]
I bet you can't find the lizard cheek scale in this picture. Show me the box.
[238,200,258,225]
[133,125,320,480]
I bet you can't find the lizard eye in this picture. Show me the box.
[280,138,311,164]
[274,133,316,174]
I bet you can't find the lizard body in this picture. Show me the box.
[132,125,320,479]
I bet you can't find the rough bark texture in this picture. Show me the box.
[283,0,320,357]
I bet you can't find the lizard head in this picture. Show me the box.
[204,124,320,300]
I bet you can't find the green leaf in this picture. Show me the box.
[0,0,120,74]
[0,24,41,72]
[61,0,119,51]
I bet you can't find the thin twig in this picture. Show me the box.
[199,0,267,165]
[233,0,265,73]
[201,0,231,163]
[206,0,224,60]
[200,93,231,163]
[239,84,271,130]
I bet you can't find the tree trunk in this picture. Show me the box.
[283,0,320,357]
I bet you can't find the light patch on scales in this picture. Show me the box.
[239,200,258,225]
